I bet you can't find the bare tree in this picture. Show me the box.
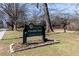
[61,14,70,33]
[36,3,54,32]
[43,3,54,32]
[0,3,27,30]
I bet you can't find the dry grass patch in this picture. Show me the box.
[1,29,79,55]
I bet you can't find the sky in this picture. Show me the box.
[26,3,79,17]
[48,3,78,15]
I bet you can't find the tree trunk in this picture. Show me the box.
[64,24,67,33]
[11,21,14,30]
[12,17,17,31]
[13,21,17,31]
[44,3,54,32]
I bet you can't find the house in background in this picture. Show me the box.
[0,19,7,28]
[0,20,3,28]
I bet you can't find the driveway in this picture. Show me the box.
[0,28,6,40]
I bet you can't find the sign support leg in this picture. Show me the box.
[42,26,47,42]
[23,31,27,44]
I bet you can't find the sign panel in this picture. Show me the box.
[24,23,43,37]
[25,26,43,37]
[23,23,46,44]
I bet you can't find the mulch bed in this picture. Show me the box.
[9,39,60,53]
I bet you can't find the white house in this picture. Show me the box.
[0,19,7,28]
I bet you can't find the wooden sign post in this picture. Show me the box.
[23,23,47,44]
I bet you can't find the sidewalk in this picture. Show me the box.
[0,29,6,40]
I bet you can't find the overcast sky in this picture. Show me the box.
[26,3,79,16]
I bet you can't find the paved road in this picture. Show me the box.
[0,28,6,40]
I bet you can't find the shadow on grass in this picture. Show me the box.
[46,32,63,36]
[12,40,60,53]
[6,30,23,32]
[2,37,23,40]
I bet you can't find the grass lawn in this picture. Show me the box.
[1,29,79,56]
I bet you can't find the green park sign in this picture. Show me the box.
[22,23,47,44]
[25,25,43,37]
